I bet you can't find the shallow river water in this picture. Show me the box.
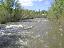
[0,18,52,48]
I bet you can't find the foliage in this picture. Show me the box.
[0,0,48,24]
[48,0,64,19]
[48,0,64,48]
[0,0,21,23]
[21,9,47,19]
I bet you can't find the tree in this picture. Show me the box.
[48,0,64,19]
[5,0,21,22]
[0,0,8,23]
[0,0,22,23]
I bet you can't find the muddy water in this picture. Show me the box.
[0,18,52,48]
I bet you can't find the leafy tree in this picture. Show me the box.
[0,0,21,23]
[5,0,21,22]
[48,0,64,19]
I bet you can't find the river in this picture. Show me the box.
[0,18,52,48]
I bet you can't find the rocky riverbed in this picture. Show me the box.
[0,18,52,48]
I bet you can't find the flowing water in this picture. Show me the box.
[0,18,52,48]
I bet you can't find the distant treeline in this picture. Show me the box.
[0,0,47,24]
